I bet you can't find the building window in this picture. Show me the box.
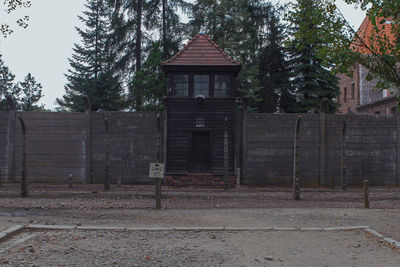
[383,89,389,98]
[214,74,230,96]
[194,75,209,96]
[351,83,355,100]
[344,87,347,103]
[173,74,188,96]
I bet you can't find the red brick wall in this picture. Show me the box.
[357,97,398,114]
[337,65,360,114]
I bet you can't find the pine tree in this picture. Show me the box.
[57,0,125,112]
[130,42,167,111]
[236,65,262,113]
[257,7,296,113]
[158,0,190,60]
[110,0,189,111]
[0,54,18,110]
[187,0,279,112]
[18,73,43,111]
[286,0,340,113]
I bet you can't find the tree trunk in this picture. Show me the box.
[135,0,143,110]
[95,0,100,97]
[162,0,167,60]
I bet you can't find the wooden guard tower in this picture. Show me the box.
[161,33,242,186]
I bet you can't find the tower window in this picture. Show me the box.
[194,75,209,96]
[214,75,230,96]
[173,74,188,96]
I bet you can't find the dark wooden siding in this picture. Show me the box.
[167,97,235,173]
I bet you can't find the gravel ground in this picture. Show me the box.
[0,184,399,210]
[0,183,399,266]
[1,229,400,267]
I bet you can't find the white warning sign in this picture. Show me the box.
[149,163,165,179]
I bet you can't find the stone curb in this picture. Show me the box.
[28,224,76,230]
[364,227,384,239]
[0,225,25,242]
[382,237,400,248]
[5,224,400,249]
[76,226,126,231]
[323,226,368,231]
[25,224,370,232]
[362,227,400,249]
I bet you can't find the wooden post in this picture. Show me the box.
[103,113,110,191]
[155,178,161,209]
[82,95,92,184]
[293,115,301,201]
[224,117,229,190]
[155,114,162,209]
[117,159,122,188]
[319,98,328,186]
[363,179,369,208]
[341,115,348,190]
[18,116,28,198]
[241,96,249,184]
[68,173,73,188]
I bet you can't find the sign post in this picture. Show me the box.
[149,163,164,209]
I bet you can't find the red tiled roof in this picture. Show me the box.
[161,33,242,66]
[351,15,396,54]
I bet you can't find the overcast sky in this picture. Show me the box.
[0,0,366,110]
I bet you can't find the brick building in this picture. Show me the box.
[337,15,398,115]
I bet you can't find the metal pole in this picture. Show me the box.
[18,116,28,198]
[320,98,328,186]
[341,115,348,190]
[81,95,92,184]
[103,113,110,191]
[293,115,301,200]
[241,96,249,184]
[155,114,162,209]
[6,96,16,183]
[224,117,229,190]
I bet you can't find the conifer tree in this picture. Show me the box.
[187,0,275,112]
[57,0,125,111]
[0,54,18,110]
[115,0,189,110]
[286,0,341,113]
[18,73,43,111]
[158,0,190,60]
[130,42,167,111]
[257,7,296,113]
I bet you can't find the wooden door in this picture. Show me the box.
[191,131,211,172]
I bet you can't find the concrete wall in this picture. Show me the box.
[244,113,399,187]
[0,111,158,185]
[90,112,158,184]
[1,111,399,187]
